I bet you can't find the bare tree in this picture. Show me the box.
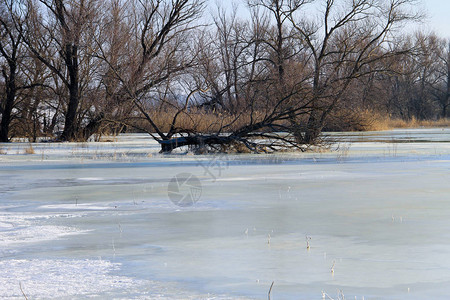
[153,3,314,153]
[21,0,103,141]
[383,33,449,120]
[248,0,310,83]
[94,0,207,149]
[128,0,421,153]
[281,0,421,143]
[0,0,25,142]
[445,41,450,118]
[433,38,450,118]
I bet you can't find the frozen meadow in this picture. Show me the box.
[1,128,450,299]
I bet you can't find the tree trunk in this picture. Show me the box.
[159,135,233,153]
[0,63,17,142]
[0,98,13,142]
[445,55,450,118]
[60,44,79,141]
[303,111,322,144]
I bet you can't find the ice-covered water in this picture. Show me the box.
[1,128,450,299]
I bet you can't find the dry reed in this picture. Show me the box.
[24,144,35,154]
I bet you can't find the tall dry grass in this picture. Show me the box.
[131,108,449,135]
[386,117,450,129]
[365,114,450,131]
[326,109,450,132]
[324,109,390,132]
[24,144,35,154]
[131,108,267,134]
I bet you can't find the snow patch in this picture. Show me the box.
[77,177,105,181]
[0,259,243,299]
[0,213,88,248]
[0,259,143,299]
[40,203,112,210]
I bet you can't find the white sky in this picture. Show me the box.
[207,0,450,39]
[420,0,450,38]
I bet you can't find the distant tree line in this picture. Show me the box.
[0,0,448,152]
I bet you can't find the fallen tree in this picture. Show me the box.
[96,0,421,153]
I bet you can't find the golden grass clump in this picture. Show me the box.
[24,144,35,154]
[326,109,450,132]
[386,117,450,129]
[132,108,267,134]
[129,107,449,136]
[324,109,390,132]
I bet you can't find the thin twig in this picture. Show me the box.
[19,282,28,300]
[268,281,274,300]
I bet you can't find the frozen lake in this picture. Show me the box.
[1,128,450,299]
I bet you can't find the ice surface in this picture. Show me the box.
[1,129,450,299]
